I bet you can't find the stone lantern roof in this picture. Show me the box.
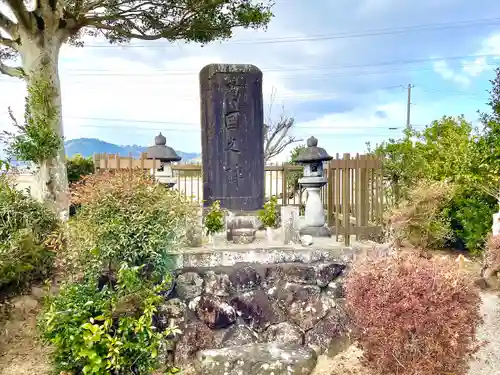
[146,133,182,162]
[295,136,332,164]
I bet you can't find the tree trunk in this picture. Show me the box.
[20,34,69,221]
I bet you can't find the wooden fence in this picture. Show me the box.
[93,152,384,245]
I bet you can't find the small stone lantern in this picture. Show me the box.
[146,133,182,187]
[295,136,333,237]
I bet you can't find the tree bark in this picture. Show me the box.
[19,33,69,221]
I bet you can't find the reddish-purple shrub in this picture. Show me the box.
[345,252,482,375]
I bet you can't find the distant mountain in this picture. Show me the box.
[64,138,200,162]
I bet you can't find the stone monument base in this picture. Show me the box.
[225,211,260,243]
[300,225,331,238]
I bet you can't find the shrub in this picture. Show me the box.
[258,195,278,228]
[0,175,59,292]
[446,188,497,253]
[67,154,95,184]
[204,200,225,235]
[39,264,181,375]
[69,169,198,276]
[345,251,482,375]
[386,180,454,249]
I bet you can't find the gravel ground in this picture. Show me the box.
[468,292,500,375]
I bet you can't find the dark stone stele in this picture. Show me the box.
[199,63,265,211]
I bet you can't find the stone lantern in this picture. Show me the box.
[295,136,333,237]
[146,133,182,187]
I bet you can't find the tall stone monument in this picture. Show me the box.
[199,64,265,212]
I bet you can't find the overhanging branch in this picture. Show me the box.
[4,0,30,31]
[0,36,17,50]
[82,20,173,40]
[0,11,18,37]
[0,60,25,79]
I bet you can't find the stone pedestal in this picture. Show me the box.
[299,178,331,238]
[225,211,258,244]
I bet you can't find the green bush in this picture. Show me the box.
[39,264,180,375]
[258,195,278,228]
[0,175,59,292]
[372,114,498,252]
[204,200,225,235]
[69,170,198,276]
[67,154,95,183]
[446,187,497,253]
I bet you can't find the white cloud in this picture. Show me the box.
[459,32,500,77]
[433,60,471,87]
[462,56,488,77]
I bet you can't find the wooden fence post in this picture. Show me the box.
[342,153,350,246]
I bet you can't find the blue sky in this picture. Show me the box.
[1,0,500,161]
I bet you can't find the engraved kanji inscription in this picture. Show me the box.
[225,137,240,153]
[223,164,244,184]
[226,87,242,111]
[224,111,240,130]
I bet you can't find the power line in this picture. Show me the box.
[0,55,498,85]
[0,112,425,132]
[49,54,500,75]
[63,116,429,130]
[80,17,500,49]
[416,86,489,99]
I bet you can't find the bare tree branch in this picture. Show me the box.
[263,88,302,162]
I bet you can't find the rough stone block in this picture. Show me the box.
[195,343,318,375]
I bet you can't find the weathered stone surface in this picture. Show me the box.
[200,63,265,211]
[204,271,234,296]
[282,263,343,286]
[305,306,350,357]
[281,205,300,245]
[195,295,237,329]
[175,321,215,365]
[268,281,327,331]
[229,265,261,292]
[325,277,345,298]
[231,289,285,332]
[220,323,259,348]
[263,264,284,288]
[195,343,318,375]
[155,298,187,331]
[264,322,304,345]
[283,264,317,284]
[176,272,204,300]
[315,263,345,287]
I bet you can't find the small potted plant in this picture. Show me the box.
[204,200,225,245]
[258,196,279,241]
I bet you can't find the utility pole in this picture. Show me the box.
[406,84,414,129]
